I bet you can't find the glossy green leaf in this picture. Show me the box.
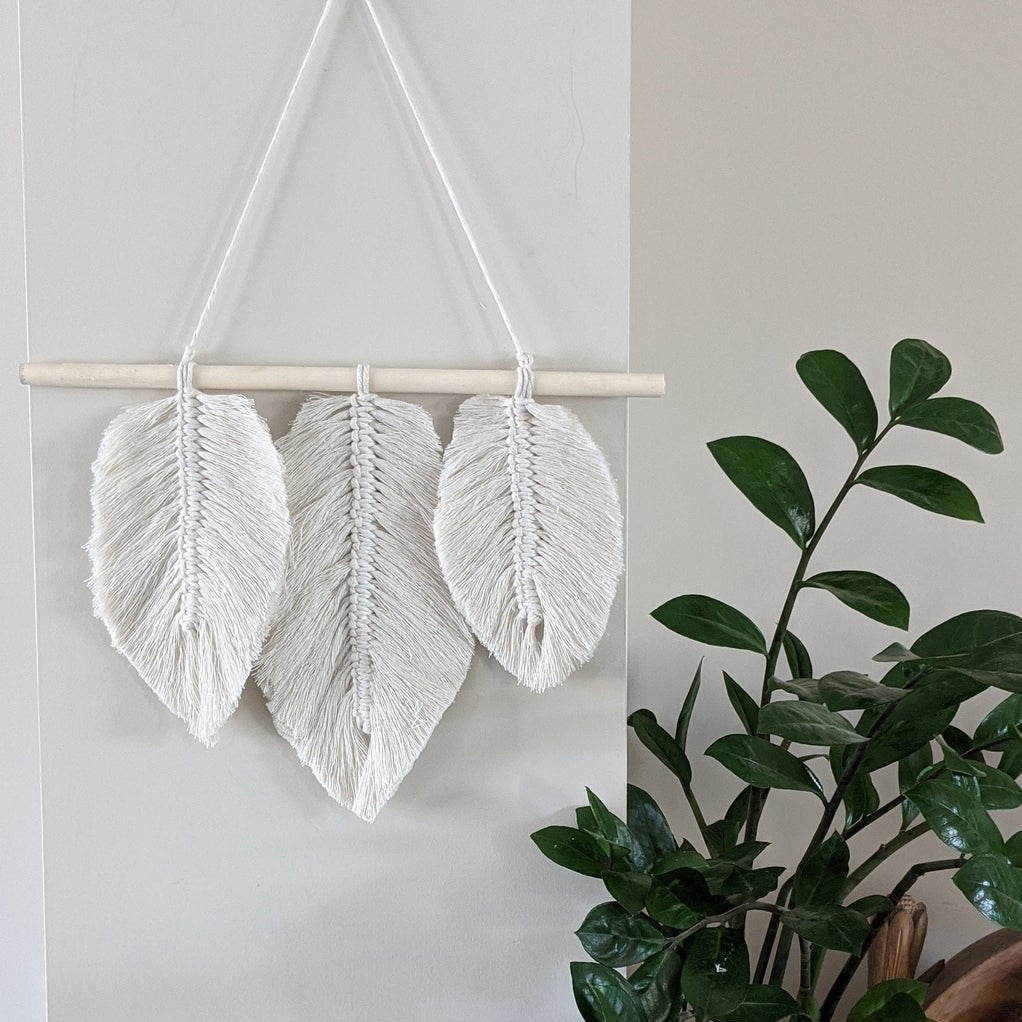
[758,700,867,746]
[976,694,1022,745]
[861,673,984,772]
[843,769,881,830]
[628,785,677,865]
[857,465,983,522]
[644,880,701,930]
[820,671,908,711]
[629,710,692,785]
[915,610,1022,658]
[571,961,650,1022]
[675,661,703,747]
[908,777,1004,854]
[796,349,878,453]
[532,826,608,877]
[723,672,759,734]
[575,902,665,967]
[722,865,784,905]
[704,819,742,859]
[707,436,816,548]
[900,396,1003,454]
[954,853,1022,929]
[1000,742,1022,779]
[630,950,682,1022]
[973,763,1022,810]
[874,642,919,663]
[848,979,927,1022]
[771,676,823,702]
[588,789,650,872]
[899,743,934,827]
[602,871,653,916]
[847,895,894,919]
[719,840,770,868]
[652,595,767,654]
[783,904,870,954]
[913,610,1022,691]
[719,983,800,1022]
[651,849,710,876]
[794,833,850,906]
[706,734,825,797]
[802,570,910,629]
[889,338,951,415]
[680,928,750,1019]
[783,630,814,680]
[1004,832,1022,867]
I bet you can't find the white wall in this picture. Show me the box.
[0,2,46,1018]
[631,0,1022,1014]
[9,2,629,1019]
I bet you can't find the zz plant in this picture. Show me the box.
[532,340,1021,1022]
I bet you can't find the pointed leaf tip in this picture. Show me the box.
[707,435,815,548]
[796,349,878,453]
[857,465,983,522]
[889,338,952,415]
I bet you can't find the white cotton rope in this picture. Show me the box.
[180,0,338,368]
[360,0,527,364]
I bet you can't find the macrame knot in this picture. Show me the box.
[174,355,203,633]
[515,353,535,403]
[356,362,371,398]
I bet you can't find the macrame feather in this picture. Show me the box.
[434,393,623,691]
[88,385,290,745]
[256,392,474,822]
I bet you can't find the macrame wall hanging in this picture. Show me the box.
[21,0,664,817]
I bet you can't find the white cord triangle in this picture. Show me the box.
[256,369,474,821]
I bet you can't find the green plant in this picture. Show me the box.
[532,340,1021,1022]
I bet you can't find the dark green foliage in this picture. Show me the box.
[539,342,1019,1022]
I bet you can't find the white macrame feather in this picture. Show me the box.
[256,391,474,822]
[434,392,623,692]
[88,384,290,745]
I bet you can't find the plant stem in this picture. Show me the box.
[681,778,710,846]
[745,422,895,843]
[798,938,813,1013]
[820,857,963,1022]
[843,735,1010,839]
[844,822,929,893]
[753,877,793,983]
[666,901,785,949]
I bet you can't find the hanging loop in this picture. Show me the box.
[356,363,371,397]
[514,353,535,402]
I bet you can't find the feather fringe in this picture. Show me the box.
[88,382,290,745]
[256,392,474,822]
[434,392,623,691]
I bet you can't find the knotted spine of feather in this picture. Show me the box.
[434,354,624,692]
[88,356,290,744]
[257,367,474,820]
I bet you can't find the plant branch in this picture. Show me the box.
[753,877,794,983]
[745,421,895,843]
[680,778,710,846]
[820,857,964,1022]
[798,937,813,1013]
[666,901,786,949]
[842,735,1009,840]
[844,822,929,893]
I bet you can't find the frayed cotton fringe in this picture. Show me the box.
[434,394,623,692]
[255,392,474,822]
[88,386,290,745]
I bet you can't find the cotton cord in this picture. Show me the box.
[360,0,529,368]
[179,0,337,369]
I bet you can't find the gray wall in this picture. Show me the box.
[631,0,1022,1014]
[6,1,628,1019]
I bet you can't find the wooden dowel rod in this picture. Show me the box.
[18,362,665,398]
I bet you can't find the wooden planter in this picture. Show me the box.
[923,929,1022,1022]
